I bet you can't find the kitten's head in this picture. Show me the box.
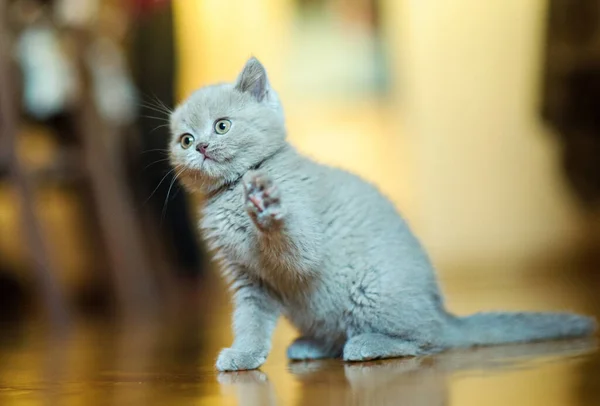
[169,57,286,193]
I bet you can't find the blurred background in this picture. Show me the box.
[0,0,599,405]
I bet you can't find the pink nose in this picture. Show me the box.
[196,143,208,155]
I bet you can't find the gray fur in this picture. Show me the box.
[169,57,597,372]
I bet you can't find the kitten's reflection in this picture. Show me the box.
[218,338,596,406]
[291,357,444,406]
[218,370,278,406]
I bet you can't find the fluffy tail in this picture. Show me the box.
[444,311,597,348]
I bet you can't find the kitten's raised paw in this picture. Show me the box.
[243,171,284,230]
[216,348,266,372]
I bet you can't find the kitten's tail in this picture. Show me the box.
[444,311,596,348]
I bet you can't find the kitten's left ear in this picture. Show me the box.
[235,57,270,102]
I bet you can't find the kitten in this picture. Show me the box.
[169,57,596,371]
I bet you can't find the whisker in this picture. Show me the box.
[140,148,170,155]
[145,167,176,204]
[161,167,185,222]
[140,95,173,117]
[140,91,172,106]
[143,157,171,171]
[141,95,172,111]
[140,114,170,122]
[151,94,173,114]
[140,104,171,117]
[150,123,170,134]
[171,184,182,200]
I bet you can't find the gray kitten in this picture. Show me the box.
[169,57,596,371]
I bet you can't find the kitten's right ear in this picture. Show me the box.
[235,57,270,102]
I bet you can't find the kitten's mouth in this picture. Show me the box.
[198,153,221,171]
[201,151,220,163]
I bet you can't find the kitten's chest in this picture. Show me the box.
[199,188,254,261]
[199,187,304,288]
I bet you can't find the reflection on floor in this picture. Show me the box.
[0,266,598,406]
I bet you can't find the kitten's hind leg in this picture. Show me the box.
[287,337,342,361]
[343,334,424,362]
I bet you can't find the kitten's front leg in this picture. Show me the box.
[216,281,280,372]
[243,171,284,231]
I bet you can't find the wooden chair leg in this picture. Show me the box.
[71,32,159,320]
[0,0,68,326]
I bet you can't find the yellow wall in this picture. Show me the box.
[387,0,583,264]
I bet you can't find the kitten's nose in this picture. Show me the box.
[196,143,208,155]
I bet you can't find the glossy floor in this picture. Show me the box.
[0,267,598,406]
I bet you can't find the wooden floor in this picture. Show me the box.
[0,265,598,406]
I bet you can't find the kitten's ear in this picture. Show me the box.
[235,57,270,102]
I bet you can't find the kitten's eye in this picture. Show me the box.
[214,119,231,135]
[179,133,195,149]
